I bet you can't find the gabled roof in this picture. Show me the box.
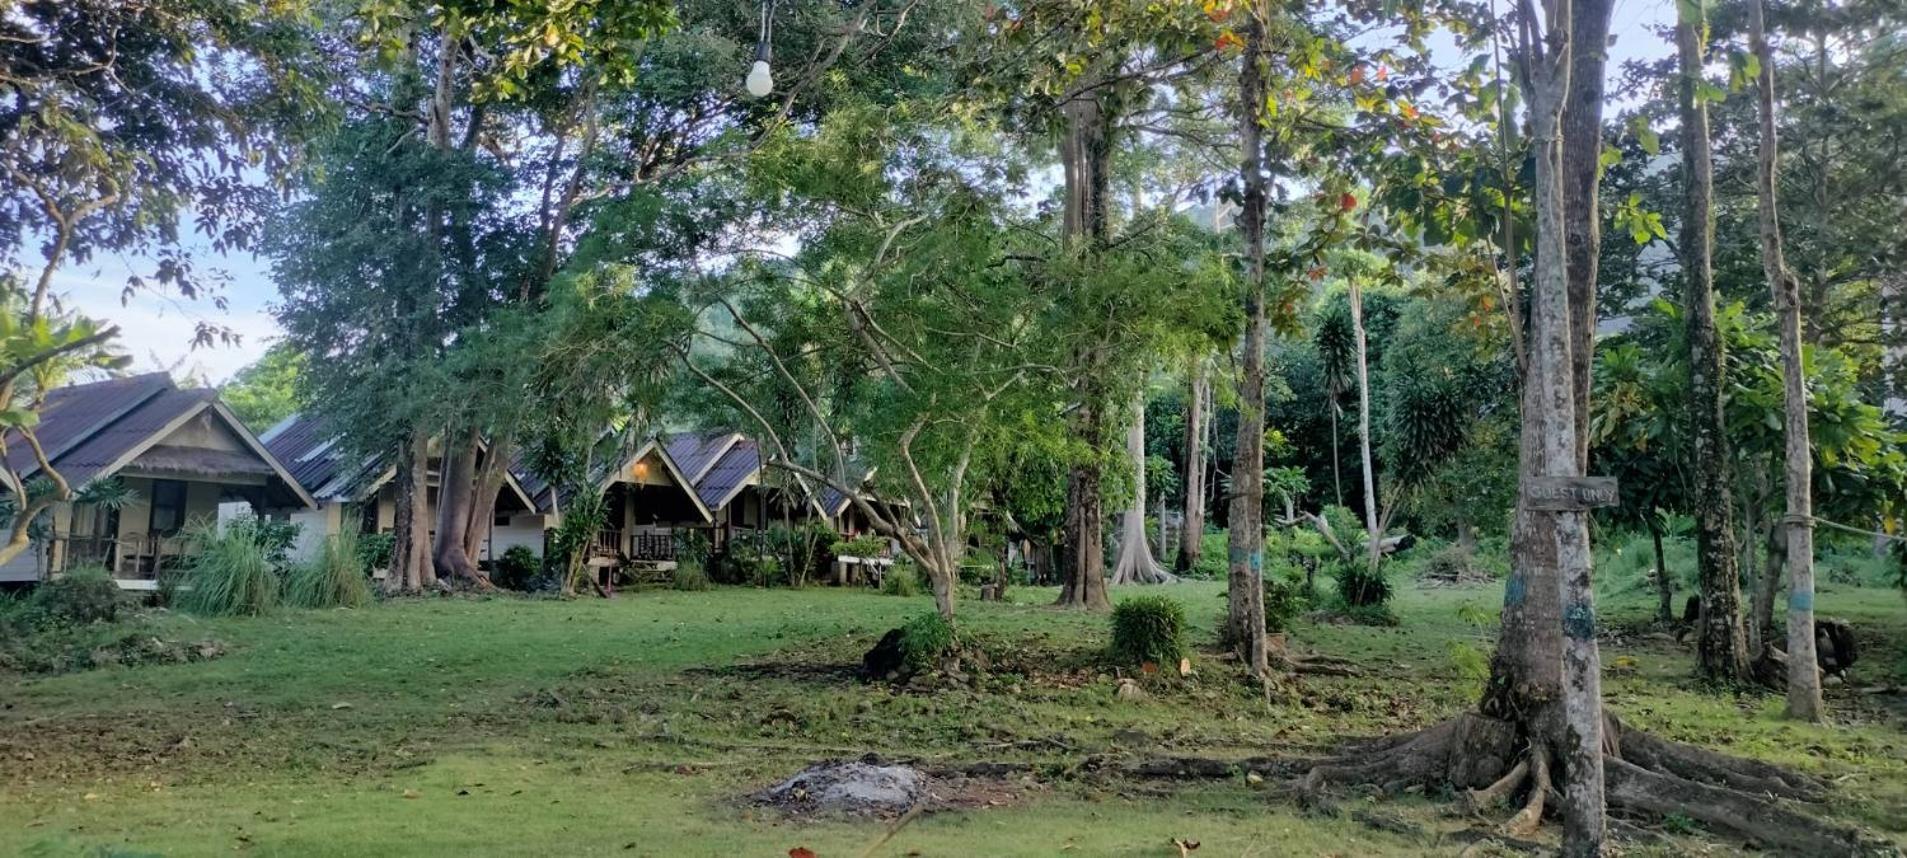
[693,437,760,512]
[265,413,537,511]
[663,430,741,485]
[260,412,383,502]
[6,373,314,509]
[817,466,879,518]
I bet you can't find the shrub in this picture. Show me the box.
[831,534,887,559]
[285,531,372,609]
[898,611,957,671]
[175,520,280,616]
[1336,561,1392,607]
[1110,595,1187,668]
[732,551,785,588]
[1191,531,1229,579]
[764,520,834,585]
[28,566,123,625]
[1264,573,1308,633]
[356,531,396,572]
[671,559,712,591]
[880,561,921,597]
[493,545,541,591]
[242,515,303,565]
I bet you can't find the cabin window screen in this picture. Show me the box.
[149,479,188,535]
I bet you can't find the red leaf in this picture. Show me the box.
[1214,31,1244,52]
[1348,66,1365,85]
[1339,192,1357,212]
[790,849,817,858]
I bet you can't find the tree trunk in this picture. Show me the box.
[464,430,514,563]
[1176,362,1207,574]
[1112,393,1172,584]
[1328,402,1343,507]
[1053,72,1116,611]
[1678,8,1752,684]
[1749,0,1824,721]
[1650,517,1673,624]
[1487,0,1615,850]
[1348,277,1381,574]
[432,431,485,585]
[388,432,433,593]
[1225,10,1270,679]
[1753,525,1786,652]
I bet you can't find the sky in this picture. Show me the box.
[60,0,1678,386]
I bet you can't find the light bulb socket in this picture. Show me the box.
[753,40,771,63]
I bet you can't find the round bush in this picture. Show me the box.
[493,545,541,591]
[29,566,122,625]
[898,611,957,671]
[1110,595,1187,668]
[1336,562,1392,607]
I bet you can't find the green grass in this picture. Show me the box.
[3,580,1904,856]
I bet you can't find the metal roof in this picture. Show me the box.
[3,373,312,508]
[694,437,760,512]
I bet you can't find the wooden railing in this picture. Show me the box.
[627,533,675,562]
[58,533,190,581]
[591,529,679,564]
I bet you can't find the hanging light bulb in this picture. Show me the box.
[746,51,774,98]
[745,0,775,98]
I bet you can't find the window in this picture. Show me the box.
[149,479,187,535]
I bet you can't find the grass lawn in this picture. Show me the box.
[3,579,1904,856]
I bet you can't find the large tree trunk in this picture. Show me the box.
[1678,8,1752,684]
[1485,1,1614,852]
[431,431,486,585]
[387,432,434,593]
[1057,398,1110,610]
[1175,362,1207,574]
[1112,393,1172,584]
[1053,71,1117,610]
[1749,0,1824,721]
[1225,10,1270,679]
[463,430,513,564]
[1348,277,1381,574]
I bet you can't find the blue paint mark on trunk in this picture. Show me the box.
[1788,590,1814,612]
[1563,603,1597,640]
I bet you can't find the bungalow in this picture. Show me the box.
[522,430,825,575]
[260,413,542,567]
[0,373,316,589]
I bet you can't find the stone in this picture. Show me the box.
[1114,678,1146,700]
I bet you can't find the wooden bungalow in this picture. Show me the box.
[0,373,316,589]
[260,413,541,569]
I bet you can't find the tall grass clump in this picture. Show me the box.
[175,520,280,616]
[285,530,372,609]
[880,560,921,596]
[671,559,712,591]
[1110,595,1187,668]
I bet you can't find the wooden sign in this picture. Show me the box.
[1524,476,1619,511]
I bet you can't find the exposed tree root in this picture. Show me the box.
[1605,756,1889,856]
[1463,758,1528,813]
[1500,743,1549,839]
[1278,709,1890,855]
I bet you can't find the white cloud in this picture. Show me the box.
[53,256,282,385]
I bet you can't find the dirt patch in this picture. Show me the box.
[751,755,1031,819]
